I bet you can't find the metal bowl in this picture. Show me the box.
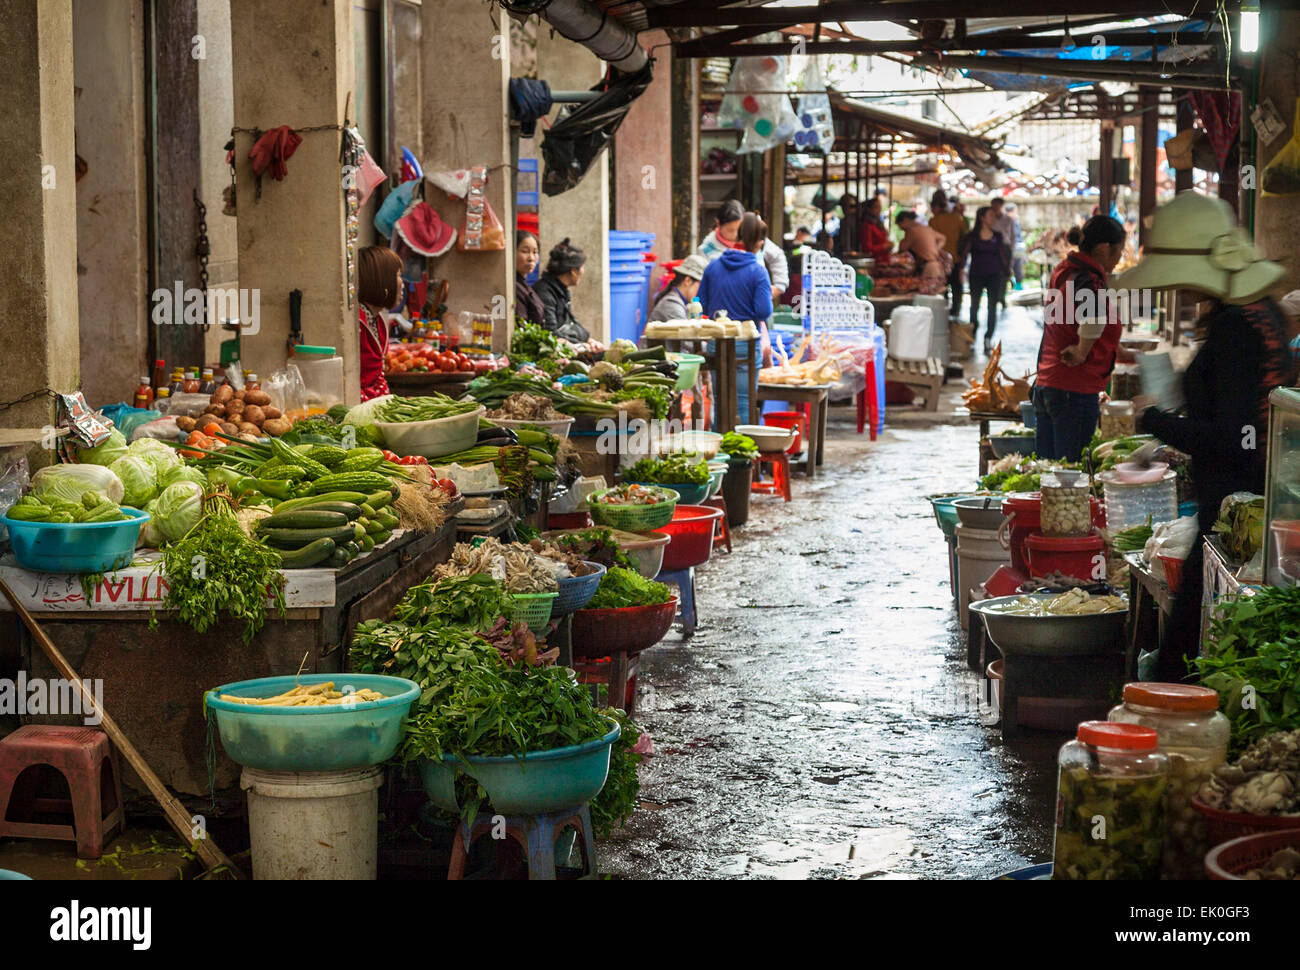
[953,495,1006,530]
[970,593,1128,657]
[988,434,1034,458]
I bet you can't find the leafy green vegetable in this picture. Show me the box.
[1110,519,1153,552]
[1212,495,1266,563]
[108,455,157,508]
[144,481,205,544]
[720,431,758,461]
[587,566,671,609]
[154,492,285,642]
[78,429,128,466]
[511,322,559,361]
[31,463,124,506]
[393,574,513,630]
[591,708,642,838]
[127,437,182,477]
[547,528,633,570]
[610,384,670,419]
[1193,585,1300,752]
[627,453,709,486]
[350,619,500,705]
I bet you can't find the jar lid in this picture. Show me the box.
[1122,682,1220,712]
[293,345,338,356]
[1077,720,1158,750]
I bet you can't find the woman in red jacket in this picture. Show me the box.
[1032,216,1135,461]
[357,245,404,402]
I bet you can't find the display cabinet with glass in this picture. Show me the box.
[1263,387,1300,586]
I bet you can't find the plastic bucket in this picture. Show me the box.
[670,353,705,391]
[957,530,1009,630]
[1025,532,1105,583]
[242,766,384,880]
[722,459,754,527]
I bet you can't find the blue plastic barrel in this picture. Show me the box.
[610,267,647,344]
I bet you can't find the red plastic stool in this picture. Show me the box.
[0,725,124,859]
[855,357,880,440]
[751,451,792,502]
[703,496,731,552]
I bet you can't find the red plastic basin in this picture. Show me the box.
[658,505,724,571]
[570,597,679,658]
[1025,531,1105,582]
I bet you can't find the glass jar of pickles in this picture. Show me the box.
[1053,721,1168,880]
[1040,472,1092,537]
[1100,401,1136,440]
[1109,683,1229,879]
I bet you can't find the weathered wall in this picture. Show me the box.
[72,0,148,406]
[1254,10,1300,293]
[614,31,674,295]
[0,0,80,433]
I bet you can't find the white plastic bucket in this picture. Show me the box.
[957,525,1009,630]
[887,306,933,361]
[242,766,384,880]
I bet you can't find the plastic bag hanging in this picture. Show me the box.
[793,58,835,154]
[718,53,798,154]
[1261,101,1300,196]
[542,63,654,196]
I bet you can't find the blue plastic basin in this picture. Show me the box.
[1,507,149,574]
[205,673,420,772]
[0,869,32,880]
[627,479,710,505]
[551,561,606,616]
[420,718,620,814]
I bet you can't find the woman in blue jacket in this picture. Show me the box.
[697,212,774,323]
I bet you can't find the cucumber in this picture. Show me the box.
[259,509,349,530]
[354,522,369,541]
[328,548,351,568]
[372,529,392,545]
[358,503,377,518]
[259,524,358,549]
[283,501,361,521]
[365,490,393,511]
[344,541,361,557]
[277,538,336,569]
[363,518,384,536]
[375,510,400,530]
[271,491,369,514]
[359,534,375,552]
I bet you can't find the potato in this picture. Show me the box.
[261,418,292,437]
[237,433,260,443]
[263,406,282,420]
[234,389,246,401]
[219,420,240,435]
[238,421,261,436]
[242,405,266,426]
[175,415,197,432]
[225,399,245,416]
[214,384,234,405]
[244,389,271,407]
[204,403,226,417]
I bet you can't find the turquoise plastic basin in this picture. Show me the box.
[627,479,710,505]
[2,507,148,574]
[0,869,32,880]
[928,495,967,540]
[420,719,620,815]
[205,673,420,772]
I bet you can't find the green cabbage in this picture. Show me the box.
[78,428,128,466]
[144,481,204,544]
[161,465,208,490]
[108,455,158,508]
[30,464,124,505]
[343,395,394,429]
[127,437,181,477]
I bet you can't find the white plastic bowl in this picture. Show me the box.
[617,530,671,578]
[659,430,723,459]
[486,415,575,441]
[375,405,485,459]
[1113,461,1169,484]
[734,424,797,453]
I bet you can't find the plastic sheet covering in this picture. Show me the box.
[542,63,654,196]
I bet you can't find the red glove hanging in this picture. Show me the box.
[248,125,302,181]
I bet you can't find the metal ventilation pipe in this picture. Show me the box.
[538,0,649,73]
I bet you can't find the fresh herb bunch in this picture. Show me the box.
[627,453,709,486]
[720,431,757,461]
[591,707,642,838]
[1194,585,1300,752]
[586,566,671,609]
[547,528,633,569]
[510,323,559,361]
[350,619,500,706]
[393,574,512,629]
[611,384,670,419]
[155,492,285,642]
[1110,519,1153,553]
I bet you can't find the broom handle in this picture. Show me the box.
[0,577,243,878]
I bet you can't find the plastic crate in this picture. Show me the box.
[509,592,558,634]
[588,488,678,531]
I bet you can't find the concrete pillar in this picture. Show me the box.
[537,34,609,341]
[1253,10,1300,292]
[421,6,514,353]
[229,0,356,395]
[614,33,673,293]
[73,0,149,407]
[0,0,80,432]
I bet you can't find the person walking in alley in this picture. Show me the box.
[959,206,1011,354]
[1032,215,1136,462]
[990,196,1016,310]
[697,212,774,323]
[699,199,790,304]
[929,194,968,320]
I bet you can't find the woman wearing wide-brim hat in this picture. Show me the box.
[1113,191,1298,681]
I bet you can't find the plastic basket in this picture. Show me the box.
[669,352,705,391]
[570,597,679,658]
[509,591,558,633]
[2,507,150,574]
[588,488,678,531]
[1204,828,1300,879]
[485,416,575,441]
[1192,796,1300,847]
[551,562,606,616]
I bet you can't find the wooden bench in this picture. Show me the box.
[884,356,944,411]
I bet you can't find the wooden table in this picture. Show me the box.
[755,382,831,478]
[1124,551,1175,680]
[968,410,1023,475]
[644,336,758,431]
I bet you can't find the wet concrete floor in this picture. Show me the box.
[602,304,1068,879]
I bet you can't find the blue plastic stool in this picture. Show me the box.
[447,803,597,880]
[656,566,697,638]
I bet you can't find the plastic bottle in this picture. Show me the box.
[182,371,200,394]
[200,368,216,395]
[151,359,167,392]
[245,372,260,391]
[168,369,184,395]
[687,297,703,320]
[132,377,154,409]
[154,387,171,415]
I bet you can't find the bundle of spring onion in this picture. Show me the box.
[1109,519,1154,553]
[373,395,480,423]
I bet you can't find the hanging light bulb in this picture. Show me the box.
[1060,17,1075,51]
[1240,2,1260,54]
